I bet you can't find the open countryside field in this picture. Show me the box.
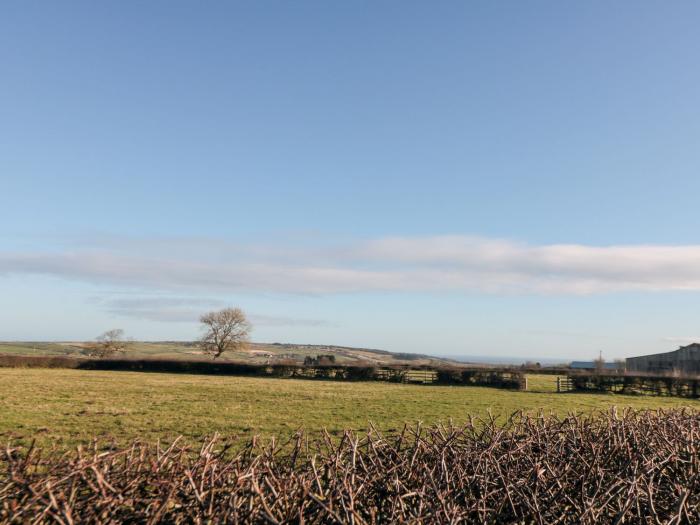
[1,368,697,450]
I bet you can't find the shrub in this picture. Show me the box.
[344,365,377,381]
[3,410,699,524]
[435,368,462,384]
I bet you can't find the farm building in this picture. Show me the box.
[626,343,700,375]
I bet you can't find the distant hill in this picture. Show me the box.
[0,341,459,367]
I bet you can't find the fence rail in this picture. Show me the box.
[556,376,574,392]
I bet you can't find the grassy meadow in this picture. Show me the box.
[1,368,698,449]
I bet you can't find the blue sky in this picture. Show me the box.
[2,2,700,360]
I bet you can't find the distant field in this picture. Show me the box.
[0,341,453,366]
[1,369,697,450]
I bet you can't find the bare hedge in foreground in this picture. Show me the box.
[2,410,699,524]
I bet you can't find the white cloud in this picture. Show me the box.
[91,296,225,323]
[2,235,700,295]
[88,295,329,326]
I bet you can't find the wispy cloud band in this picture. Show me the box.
[2,235,700,295]
[87,295,330,326]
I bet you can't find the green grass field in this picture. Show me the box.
[1,368,698,449]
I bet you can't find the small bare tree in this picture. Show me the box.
[593,355,606,375]
[199,307,252,358]
[89,329,128,358]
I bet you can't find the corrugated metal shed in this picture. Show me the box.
[626,343,700,375]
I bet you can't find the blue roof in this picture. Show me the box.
[570,361,620,369]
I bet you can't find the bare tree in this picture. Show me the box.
[89,329,128,358]
[593,355,606,375]
[199,307,252,358]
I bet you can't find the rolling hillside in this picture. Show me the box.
[0,341,457,367]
